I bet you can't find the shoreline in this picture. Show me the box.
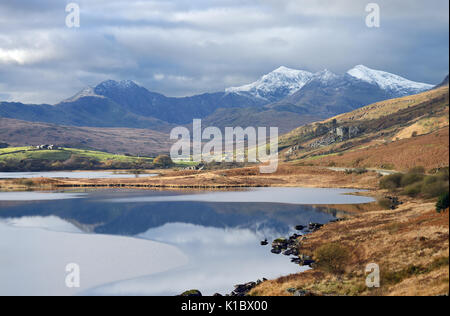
[0,164,448,296]
[0,164,381,191]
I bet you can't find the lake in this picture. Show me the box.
[0,188,374,296]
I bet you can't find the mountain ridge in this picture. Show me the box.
[0,66,441,134]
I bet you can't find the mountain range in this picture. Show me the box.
[0,65,437,135]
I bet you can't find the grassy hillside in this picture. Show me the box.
[0,147,152,162]
[280,86,449,172]
[0,147,156,172]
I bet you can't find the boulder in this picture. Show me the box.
[271,248,282,254]
[233,282,257,295]
[179,289,202,296]
[308,222,324,232]
[293,289,315,297]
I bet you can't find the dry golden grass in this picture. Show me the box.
[394,111,449,140]
[250,200,449,296]
[303,127,449,172]
[326,86,449,123]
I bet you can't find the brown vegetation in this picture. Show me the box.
[250,198,449,296]
[301,127,449,172]
[0,117,173,155]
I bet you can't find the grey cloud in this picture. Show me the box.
[0,0,448,103]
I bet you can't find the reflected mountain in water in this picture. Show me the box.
[0,190,338,237]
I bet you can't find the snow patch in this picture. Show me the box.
[347,65,433,95]
[226,66,314,101]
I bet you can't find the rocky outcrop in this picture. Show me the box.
[309,124,362,148]
[228,279,267,296]
[308,222,324,232]
[270,223,325,267]
[383,196,403,210]
[179,289,202,296]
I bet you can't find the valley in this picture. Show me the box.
[0,66,448,298]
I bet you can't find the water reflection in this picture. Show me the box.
[0,189,368,295]
[0,195,337,237]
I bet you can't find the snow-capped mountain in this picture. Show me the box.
[226,66,314,102]
[1,66,438,134]
[226,65,433,104]
[347,65,434,97]
[94,80,141,94]
[269,65,434,116]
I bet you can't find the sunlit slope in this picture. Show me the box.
[280,86,449,171]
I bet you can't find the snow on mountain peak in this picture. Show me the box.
[347,65,433,95]
[95,80,139,91]
[313,69,339,82]
[63,86,105,103]
[226,66,314,101]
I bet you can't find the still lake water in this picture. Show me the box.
[0,188,374,296]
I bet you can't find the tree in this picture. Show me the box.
[314,243,350,275]
[0,142,9,149]
[436,192,449,213]
[153,155,174,168]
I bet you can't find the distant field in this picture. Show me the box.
[0,147,153,163]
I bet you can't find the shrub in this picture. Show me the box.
[401,173,424,187]
[436,168,449,182]
[436,192,449,213]
[153,155,174,168]
[378,198,394,210]
[314,243,350,275]
[422,181,449,199]
[403,182,423,197]
[423,176,438,185]
[380,173,403,190]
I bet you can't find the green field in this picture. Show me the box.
[0,147,154,163]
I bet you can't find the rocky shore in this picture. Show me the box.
[267,222,331,268]
[178,221,335,297]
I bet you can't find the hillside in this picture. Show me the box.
[0,146,159,172]
[280,86,449,171]
[0,117,173,156]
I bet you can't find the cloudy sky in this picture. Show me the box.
[0,0,448,104]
